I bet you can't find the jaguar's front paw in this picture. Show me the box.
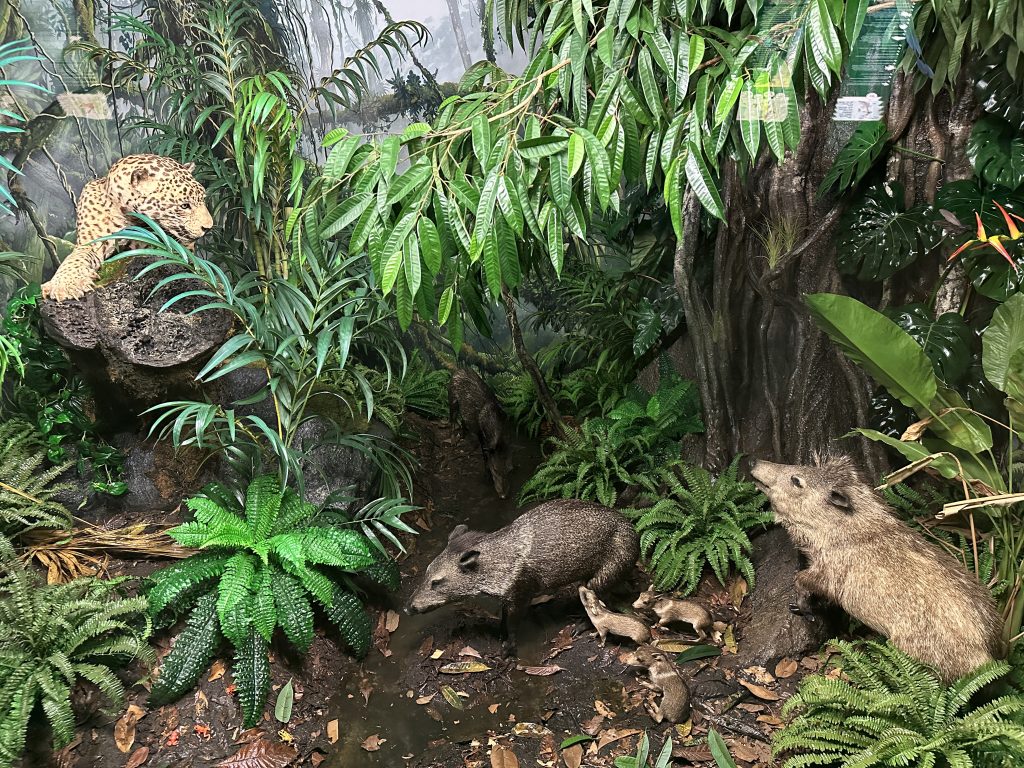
[41,267,98,302]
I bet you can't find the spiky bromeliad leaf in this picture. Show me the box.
[322,585,372,657]
[774,640,1024,767]
[622,457,772,595]
[233,628,271,729]
[836,182,941,281]
[150,590,221,706]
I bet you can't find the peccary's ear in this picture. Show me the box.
[448,524,469,542]
[828,489,852,512]
[458,549,480,571]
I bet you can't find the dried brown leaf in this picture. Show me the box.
[594,700,616,718]
[562,744,583,768]
[384,610,400,632]
[459,645,482,659]
[490,744,519,768]
[326,720,339,744]
[522,665,562,676]
[416,694,436,705]
[114,705,146,753]
[739,679,781,701]
[208,660,227,682]
[125,747,148,768]
[775,658,799,678]
[596,728,640,751]
[439,661,491,674]
[361,734,384,752]
[215,738,296,768]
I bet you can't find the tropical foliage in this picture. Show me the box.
[147,475,412,727]
[0,565,153,765]
[622,457,772,594]
[774,640,1024,767]
[806,291,1024,644]
[0,418,71,557]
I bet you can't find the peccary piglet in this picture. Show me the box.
[579,586,651,646]
[409,499,639,654]
[751,455,1003,682]
[622,645,691,723]
[449,367,513,499]
[633,587,715,641]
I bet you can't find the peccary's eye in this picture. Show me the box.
[791,475,804,488]
[430,578,443,588]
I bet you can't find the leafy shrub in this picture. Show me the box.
[3,288,126,496]
[399,354,451,421]
[622,457,772,595]
[0,566,153,764]
[774,640,1024,767]
[492,368,549,438]
[519,366,703,506]
[0,418,72,556]
[519,418,654,506]
[147,475,412,727]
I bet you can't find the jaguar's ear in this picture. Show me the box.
[182,161,196,174]
[130,165,161,195]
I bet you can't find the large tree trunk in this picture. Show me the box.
[444,0,473,70]
[673,74,977,473]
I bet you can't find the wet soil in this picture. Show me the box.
[55,415,818,768]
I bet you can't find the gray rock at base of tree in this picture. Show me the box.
[111,432,208,513]
[726,526,836,668]
[207,365,277,426]
[39,258,232,420]
[295,416,390,510]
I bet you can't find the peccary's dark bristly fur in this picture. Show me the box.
[408,499,639,652]
[751,454,1003,682]
[449,367,513,499]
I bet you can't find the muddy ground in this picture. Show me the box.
[50,415,830,768]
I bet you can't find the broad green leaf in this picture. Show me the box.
[983,292,1024,396]
[805,293,938,409]
[275,678,294,723]
[567,133,586,178]
[967,117,1024,190]
[684,143,725,220]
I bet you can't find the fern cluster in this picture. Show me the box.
[519,417,653,506]
[774,640,1024,767]
[519,364,704,507]
[622,457,772,594]
[0,418,72,556]
[0,565,153,765]
[148,475,411,727]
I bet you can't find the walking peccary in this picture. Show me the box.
[449,367,513,499]
[579,586,651,646]
[751,454,1003,682]
[409,499,639,654]
[622,645,691,723]
[633,587,715,641]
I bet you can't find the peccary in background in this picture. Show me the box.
[751,454,1003,682]
[449,367,513,499]
[409,499,639,654]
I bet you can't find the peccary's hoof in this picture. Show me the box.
[788,602,816,621]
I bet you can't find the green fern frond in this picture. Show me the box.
[271,571,314,652]
[0,565,151,763]
[625,457,771,595]
[233,628,271,729]
[150,590,220,707]
[0,419,72,542]
[775,640,1024,768]
[323,585,372,657]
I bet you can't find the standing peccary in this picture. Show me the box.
[633,588,715,640]
[408,499,639,654]
[449,367,513,499]
[751,454,1003,682]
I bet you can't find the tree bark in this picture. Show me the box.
[670,75,977,474]
[444,0,473,70]
[502,287,565,438]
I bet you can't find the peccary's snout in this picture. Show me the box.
[749,460,780,492]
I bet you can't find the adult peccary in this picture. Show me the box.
[449,367,513,499]
[408,499,639,654]
[751,454,1003,682]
